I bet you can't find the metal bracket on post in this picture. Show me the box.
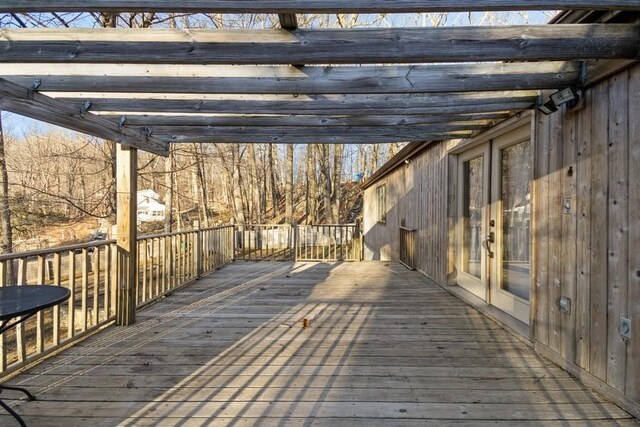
[118,116,127,131]
[27,78,41,98]
[80,100,92,118]
[145,127,153,140]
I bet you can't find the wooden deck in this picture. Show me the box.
[0,261,635,426]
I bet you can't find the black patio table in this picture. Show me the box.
[0,285,70,427]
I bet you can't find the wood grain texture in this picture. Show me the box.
[627,63,640,403]
[0,261,632,426]
[589,80,609,382]
[115,145,137,326]
[561,107,577,363]
[534,112,551,347]
[0,26,637,65]
[114,114,504,128]
[606,72,629,392]
[547,107,564,354]
[2,1,639,13]
[61,97,535,116]
[2,62,580,94]
[575,88,592,371]
[0,78,168,156]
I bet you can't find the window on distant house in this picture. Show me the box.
[376,184,386,223]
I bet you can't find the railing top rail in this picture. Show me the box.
[0,225,236,262]
[300,223,357,227]
[0,239,117,261]
[139,225,232,240]
[235,224,291,227]
[399,226,417,232]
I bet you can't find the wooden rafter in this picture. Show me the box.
[58,97,536,116]
[0,78,169,156]
[113,114,508,127]
[1,63,578,94]
[2,1,639,13]
[278,14,298,31]
[0,25,637,64]
[158,132,473,144]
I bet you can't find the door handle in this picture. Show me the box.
[483,232,495,258]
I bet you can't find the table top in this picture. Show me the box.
[0,285,71,321]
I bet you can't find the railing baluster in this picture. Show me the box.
[0,261,6,371]
[104,244,111,320]
[81,249,88,331]
[36,255,45,353]
[141,240,147,304]
[53,252,61,347]
[93,246,100,327]
[16,259,26,363]
[68,250,76,339]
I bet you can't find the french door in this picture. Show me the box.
[456,124,532,324]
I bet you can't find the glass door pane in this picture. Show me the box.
[463,156,484,279]
[499,140,532,301]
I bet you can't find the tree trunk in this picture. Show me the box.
[246,144,261,223]
[231,144,246,225]
[331,144,344,223]
[0,113,13,259]
[164,145,174,232]
[268,144,279,218]
[315,145,332,224]
[285,144,294,224]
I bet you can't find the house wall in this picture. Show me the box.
[363,139,457,285]
[363,63,640,414]
[533,64,640,410]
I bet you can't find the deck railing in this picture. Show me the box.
[234,224,293,261]
[295,223,361,261]
[0,225,234,378]
[399,226,417,270]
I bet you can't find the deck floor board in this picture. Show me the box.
[0,261,635,426]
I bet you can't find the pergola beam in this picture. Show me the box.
[0,25,637,64]
[1,63,578,94]
[139,123,488,136]
[2,1,639,13]
[159,133,473,144]
[0,78,169,156]
[116,114,507,127]
[60,97,536,116]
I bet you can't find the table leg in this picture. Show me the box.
[0,385,34,427]
[0,398,27,427]
[0,386,35,401]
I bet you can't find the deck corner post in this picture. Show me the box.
[115,144,137,326]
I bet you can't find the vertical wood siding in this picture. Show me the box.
[534,64,638,402]
[363,139,457,285]
[363,63,640,410]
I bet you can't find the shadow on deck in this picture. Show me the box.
[0,261,634,426]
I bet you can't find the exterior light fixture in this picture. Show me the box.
[537,87,580,115]
[550,87,580,109]
[538,99,558,115]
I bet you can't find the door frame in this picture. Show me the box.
[455,144,490,301]
[488,125,532,325]
[450,114,534,327]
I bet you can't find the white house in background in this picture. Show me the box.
[137,189,166,222]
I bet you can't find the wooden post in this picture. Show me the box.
[292,220,298,262]
[195,221,203,279]
[116,144,137,326]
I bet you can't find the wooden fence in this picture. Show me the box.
[0,225,234,377]
[0,222,360,378]
[234,224,294,261]
[295,224,361,262]
[399,226,417,270]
